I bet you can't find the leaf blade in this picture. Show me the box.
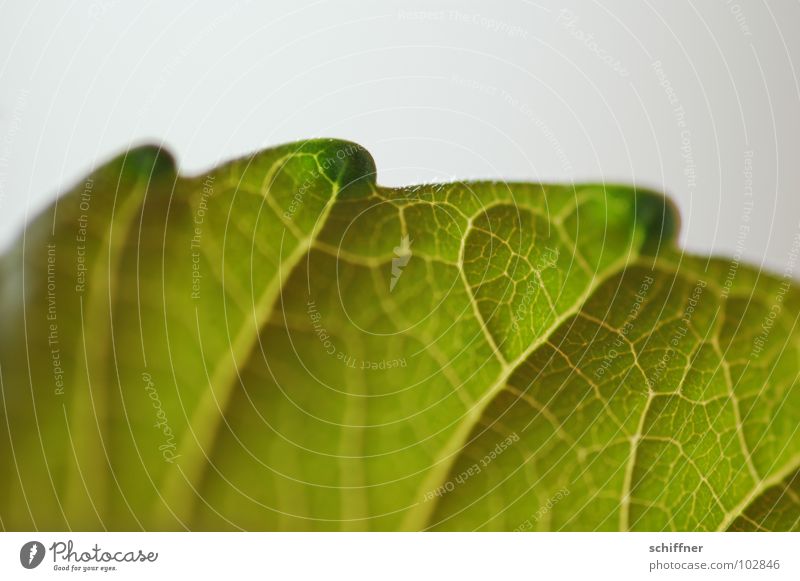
[1,140,797,532]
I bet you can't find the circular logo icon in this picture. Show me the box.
[20,541,46,569]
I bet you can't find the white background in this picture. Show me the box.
[0,532,797,580]
[1,0,799,274]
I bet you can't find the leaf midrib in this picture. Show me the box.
[718,454,800,531]
[64,165,152,528]
[399,247,641,530]
[152,152,344,528]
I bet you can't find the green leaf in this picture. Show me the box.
[1,139,797,531]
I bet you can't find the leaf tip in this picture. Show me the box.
[632,186,680,255]
[119,144,178,179]
[311,139,376,199]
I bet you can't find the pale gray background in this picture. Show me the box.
[1,0,799,273]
